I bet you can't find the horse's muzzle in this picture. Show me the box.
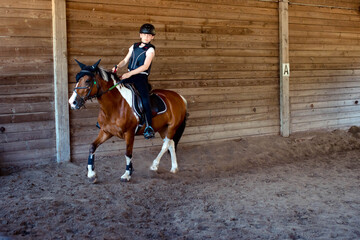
[69,91,85,110]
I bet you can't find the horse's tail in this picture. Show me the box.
[173,112,188,150]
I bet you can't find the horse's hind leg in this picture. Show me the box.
[168,139,178,173]
[87,130,112,183]
[150,137,170,171]
[150,137,178,173]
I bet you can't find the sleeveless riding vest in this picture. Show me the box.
[127,42,155,75]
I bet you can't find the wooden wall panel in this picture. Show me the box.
[67,0,280,160]
[1,0,359,166]
[0,0,55,166]
[289,1,360,132]
[2,0,358,166]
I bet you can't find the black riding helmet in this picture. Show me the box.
[140,23,156,36]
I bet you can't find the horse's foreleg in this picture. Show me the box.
[120,132,134,182]
[87,130,112,183]
[120,155,133,182]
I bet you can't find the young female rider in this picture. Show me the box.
[112,23,156,139]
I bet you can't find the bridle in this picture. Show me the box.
[72,68,123,107]
[72,71,100,106]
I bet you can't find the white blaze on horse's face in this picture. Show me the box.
[69,83,79,109]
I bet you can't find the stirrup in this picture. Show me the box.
[144,126,155,139]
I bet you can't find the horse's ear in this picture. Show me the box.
[75,59,86,69]
[92,59,101,70]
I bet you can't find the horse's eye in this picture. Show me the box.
[85,79,91,84]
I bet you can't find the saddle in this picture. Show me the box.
[124,83,167,126]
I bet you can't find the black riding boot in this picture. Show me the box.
[143,116,155,139]
[144,126,155,139]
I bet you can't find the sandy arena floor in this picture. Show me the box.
[1,128,360,239]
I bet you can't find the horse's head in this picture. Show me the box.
[69,59,101,110]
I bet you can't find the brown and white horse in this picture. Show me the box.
[68,59,187,183]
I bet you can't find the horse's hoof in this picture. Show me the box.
[120,177,131,182]
[170,168,178,174]
[88,176,97,184]
[150,165,158,171]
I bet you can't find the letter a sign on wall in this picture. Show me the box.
[282,63,290,77]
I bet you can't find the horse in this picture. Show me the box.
[68,59,188,183]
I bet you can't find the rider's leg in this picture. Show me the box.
[134,77,155,139]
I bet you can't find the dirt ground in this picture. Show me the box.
[1,128,360,240]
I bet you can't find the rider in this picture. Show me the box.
[112,23,156,139]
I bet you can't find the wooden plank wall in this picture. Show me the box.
[0,0,56,166]
[289,0,360,132]
[2,0,359,166]
[67,0,280,160]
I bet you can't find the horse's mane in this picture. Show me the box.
[97,67,134,112]
[98,67,121,83]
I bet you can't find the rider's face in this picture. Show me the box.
[140,33,154,43]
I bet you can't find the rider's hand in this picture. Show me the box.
[121,72,131,80]
[112,65,118,73]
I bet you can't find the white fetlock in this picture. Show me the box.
[121,155,132,182]
[87,164,97,178]
[121,171,131,182]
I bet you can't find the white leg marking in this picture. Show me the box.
[121,155,132,182]
[168,139,178,173]
[87,164,96,179]
[150,137,170,171]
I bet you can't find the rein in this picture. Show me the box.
[103,81,122,94]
